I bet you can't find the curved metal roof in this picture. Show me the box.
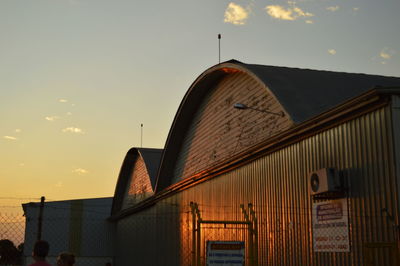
[241,61,400,123]
[155,60,400,192]
[111,147,163,215]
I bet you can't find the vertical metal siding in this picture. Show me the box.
[391,95,400,239]
[115,106,398,265]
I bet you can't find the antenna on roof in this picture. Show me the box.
[140,123,143,148]
[218,34,221,64]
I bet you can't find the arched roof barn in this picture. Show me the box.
[156,60,400,192]
[111,148,162,215]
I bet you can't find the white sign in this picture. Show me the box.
[206,241,245,266]
[312,198,350,252]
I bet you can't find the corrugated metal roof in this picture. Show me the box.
[235,60,400,123]
[155,60,400,192]
[137,148,163,188]
[111,147,163,215]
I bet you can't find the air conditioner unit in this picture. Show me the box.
[309,168,341,195]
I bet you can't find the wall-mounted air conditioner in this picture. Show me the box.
[309,168,341,195]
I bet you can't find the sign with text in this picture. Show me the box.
[312,198,350,252]
[206,241,245,266]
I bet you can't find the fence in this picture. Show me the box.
[1,200,400,266]
[0,212,25,265]
[0,197,114,266]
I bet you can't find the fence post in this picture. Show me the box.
[37,196,45,240]
[190,202,196,266]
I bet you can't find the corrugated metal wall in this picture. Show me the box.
[122,155,154,209]
[171,71,292,184]
[115,106,398,265]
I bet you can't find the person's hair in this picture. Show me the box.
[33,240,49,258]
[58,252,75,266]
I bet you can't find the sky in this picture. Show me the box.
[1,0,399,214]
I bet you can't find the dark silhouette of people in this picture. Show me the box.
[29,240,51,266]
[57,252,75,266]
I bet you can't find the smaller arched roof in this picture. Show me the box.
[155,60,400,192]
[111,147,163,215]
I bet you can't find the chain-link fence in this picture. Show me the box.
[0,212,25,265]
[2,199,399,266]
[1,197,114,266]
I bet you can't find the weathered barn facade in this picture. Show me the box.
[111,60,400,265]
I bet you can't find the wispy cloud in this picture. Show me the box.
[4,136,18,141]
[326,6,339,12]
[328,49,337,55]
[380,48,395,60]
[59,99,68,103]
[265,4,313,21]
[305,20,314,24]
[45,116,60,122]
[66,112,72,116]
[353,7,359,12]
[224,2,249,25]
[15,129,21,133]
[72,168,88,175]
[372,47,396,65]
[62,127,85,134]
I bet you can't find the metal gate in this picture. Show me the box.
[190,202,258,266]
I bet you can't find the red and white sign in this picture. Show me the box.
[312,198,350,252]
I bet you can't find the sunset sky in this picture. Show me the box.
[1,0,399,213]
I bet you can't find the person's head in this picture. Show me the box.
[32,240,49,260]
[57,252,75,266]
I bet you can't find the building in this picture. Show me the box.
[111,148,163,218]
[22,197,114,265]
[110,60,400,265]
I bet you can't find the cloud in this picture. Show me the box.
[328,49,337,55]
[15,129,21,133]
[45,116,60,121]
[305,20,314,24]
[4,136,18,140]
[59,99,68,103]
[66,112,72,116]
[380,48,395,60]
[55,181,63,187]
[72,168,88,175]
[353,7,359,12]
[224,2,249,25]
[293,7,313,17]
[62,127,84,134]
[265,5,313,21]
[380,52,391,59]
[326,6,339,12]
[372,47,396,65]
[19,163,25,167]
[265,5,295,20]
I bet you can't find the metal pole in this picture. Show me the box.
[140,124,143,148]
[190,202,196,266]
[248,223,254,266]
[218,34,221,64]
[249,203,258,265]
[197,221,201,266]
[37,196,45,240]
